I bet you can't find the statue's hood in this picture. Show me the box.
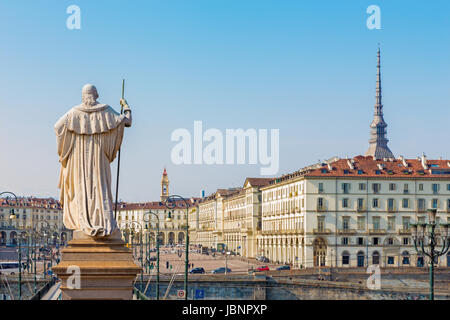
[57,104,126,135]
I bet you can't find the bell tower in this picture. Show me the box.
[160,168,169,202]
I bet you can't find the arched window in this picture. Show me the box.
[342,251,350,265]
[402,251,410,265]
[357,251,365,267]
[372,251,380,265]
[313,238,327,267]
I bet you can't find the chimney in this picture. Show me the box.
[403,159,407,167]
[327,163,332,171]
[347,160,354,170]
[421,153,428,170]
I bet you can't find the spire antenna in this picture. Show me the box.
[365,47,394,159]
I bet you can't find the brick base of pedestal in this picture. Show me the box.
[52,231,141,300]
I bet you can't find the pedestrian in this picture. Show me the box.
[166,261,169,269]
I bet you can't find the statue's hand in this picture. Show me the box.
[120,99,130,110]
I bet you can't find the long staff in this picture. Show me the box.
[114,79,125,220]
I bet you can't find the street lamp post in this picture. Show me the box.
[126,221,144,293]
[33,233,37,293]
[411,209,450,300]
[17,233,23,300]
[164,195,194,301]
[143,211,160,300]
[41,227,52,279]
[0,192,23,299]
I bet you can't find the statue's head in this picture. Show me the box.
[81,84,99,107]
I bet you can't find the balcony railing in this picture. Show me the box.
[398,229,411,235]
[316,205,326,212]
[283,229,305,234]
[369,229,386,235]
[313,228,331,235]
[387,207,396,213]
[356,206,366,213]
[337,229,357,235]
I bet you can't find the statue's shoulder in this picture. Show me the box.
[58,104,125,135]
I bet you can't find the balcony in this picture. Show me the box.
[356,206,366,213]
[313,228,331,235]
[387,207,396,213]
[417,208,427,213]
[369,229,386,235]
[284,229,305,234]
[337,229,357,235]
[316,205,326,212]
[398,229,411,235]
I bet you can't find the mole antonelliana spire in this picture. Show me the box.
[365,47,395,159]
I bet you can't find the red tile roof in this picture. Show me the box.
[269,155,450,184]
[245,177,273,187]
[0,197,62,209]
[118,198,201,211]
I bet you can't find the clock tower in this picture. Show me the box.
[160,168,169,202]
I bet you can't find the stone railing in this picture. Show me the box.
[337,229,357,235]
[369,229,386,235]
[313,229,331,235]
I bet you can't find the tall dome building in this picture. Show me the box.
[365,47,395,159]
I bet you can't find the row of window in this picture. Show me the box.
[341,236,410,246]
[0,208,60,214]
[318,197,450,210]
[0,214,59,220]
[319,182,450,194]
[318,215,449,231]
[340,251,418,266]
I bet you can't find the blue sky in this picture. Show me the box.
[0,0,449,201]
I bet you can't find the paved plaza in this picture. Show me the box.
[132,247,284,275]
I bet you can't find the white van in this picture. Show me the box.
[0,262,20,275]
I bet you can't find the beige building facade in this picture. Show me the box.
[191,178,271,257]
[117,169,199,246]
[0,197,72,245]
[258,155,450,268]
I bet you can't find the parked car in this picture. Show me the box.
[276,265,290,271]
[45,270,54,276]
[258,256,269,263]
[211,267,231,274]
[189,267,205,274]
[255,266,270,272]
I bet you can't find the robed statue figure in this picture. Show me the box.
[55,84,132,237]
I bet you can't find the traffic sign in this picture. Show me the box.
[195,289,204,299]
[177,290,186,299]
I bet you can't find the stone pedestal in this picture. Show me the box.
[52,230,141,300]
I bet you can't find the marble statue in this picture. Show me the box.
[55,84,132,237]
